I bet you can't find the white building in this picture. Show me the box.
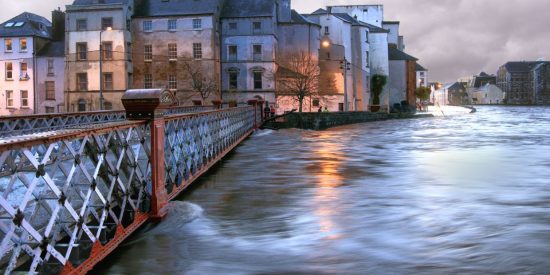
[469,84,505,105]
[416,63,428,88]
[0,11,65,116]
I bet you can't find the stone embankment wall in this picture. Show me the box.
[265,112,434,130]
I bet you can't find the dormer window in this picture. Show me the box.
[4,22,14,27]
[14,22,25,27]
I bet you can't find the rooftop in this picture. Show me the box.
[71,0,129,5]
[388,46,418,61]
[134,0,223,17]
[0,12,52,38]
[221,0,275,18]
[416,63,428,71]
[37,40,65,57]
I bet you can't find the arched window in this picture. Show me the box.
[78,99,86,112]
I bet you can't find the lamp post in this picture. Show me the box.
[99,27,112,110]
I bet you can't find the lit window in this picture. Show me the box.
[168,43,177,60]
[144,74,153,88]
[20,63,28,80]
[5,22,14,27]
[168,75,177,90]
[46,81,55,100]
[144,45,152,61]
[20,38,27,51]
[5,62,12,79]
[14,22,24,27]
[5,39,12,52]
[193,19,202,30]
[193,43,202,59]
[6,90,13,108]
[20,90,29,107]
[143,20,152,32]
[168,19,177,31]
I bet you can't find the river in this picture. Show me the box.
[95,106,550,274]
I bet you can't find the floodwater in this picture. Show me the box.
[96,106,550,274]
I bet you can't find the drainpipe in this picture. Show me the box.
[33,38,38,114]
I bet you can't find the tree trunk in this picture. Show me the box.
[298,96,304,113]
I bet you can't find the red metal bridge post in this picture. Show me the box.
[122,89,174,219]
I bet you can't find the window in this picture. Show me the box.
[365,31,369,43]
[5,62,12,80]
[126,42,132,61]
[103,73,113,90]
[20,63,28,79]
[229,69,238,89]
[253,71,262,89]
[324,26,329,35]
[76,19,87,31]
[46,81,55,100]
[365,51,369,68]
[6,91,13,108]
[78,99,86,112]
[20,90,28,107]
[77,73,88,91]
[45,106,55,113]
[168,75,177,90]
[313,99,320,107]
[229,22,237,30]
[4,39,12,52]
[102,41,113,59]
[76,42,87,60]
[228,45,237,61]
[193,19,202,30]
[168,43,177,60]
[143,20,152,32]
[144,74,152,88]
[20,38,27,51]
[338,103,344,112]
[102,17,113,30]
[253,21,261,33]
[104,101,113,110]
[47,59,54,75]
[168,19,177,31]
[193,43,202,59]
[144,45,152,61]
[253,45,262,61]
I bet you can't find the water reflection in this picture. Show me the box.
[96,106,550,274]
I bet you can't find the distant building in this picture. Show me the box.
[531,62,550,105]
[433,82,468,106]
[0,11,65,116]
[388,45,417,107]
[416,63,428,88]
[470,72,496,88]
[131,0,223,105]
[65,0,134,112]
[469,84,505,105]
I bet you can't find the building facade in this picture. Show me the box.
[388,45,417,108]
[416,63,428,88]
[469,84,505,105]
[0,11,65,116]
[131,0,223,105]
[531,62,550,105]
[65,0,134,112]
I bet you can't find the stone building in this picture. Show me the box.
[0,11,65,116]
[131,0,224,105]
[65,0,134,112]
[497,62,536,105]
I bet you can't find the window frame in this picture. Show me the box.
[253,44,262,61]
[253,71,263,90]
[101,17,113,30]
[6,90,14,108]
[76,42,87,60]
[144,74,153,89]
[5,62,13,80]
[20,62,28,80]
[76,19,87,31]
[77,73,88,91]
[168,43,177,60]
[19,38,27,52]
[47,59,54,76]
[168,74,177,90]
[168,19,177,31]
[102,41,113,60]
[252,21,261,33]
[228,45,237,61]
[228,69,238,90]
[20,90,29,108]
[143,20,153,32]
[4,38,12,52]
[103,72,113,90]
[144,44,152,61]
[45,81,56,100]
[192,19,202,30]
[193,43,202,59]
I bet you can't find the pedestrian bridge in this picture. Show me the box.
[0,89,263,274]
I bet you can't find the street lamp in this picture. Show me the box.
[99,26,112,110]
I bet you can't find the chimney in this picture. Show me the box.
[51,9,65,41]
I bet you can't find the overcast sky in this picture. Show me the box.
[1,0,549,82]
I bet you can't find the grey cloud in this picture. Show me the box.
[2,0,548,82]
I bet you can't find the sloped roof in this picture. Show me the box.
[71,0,129,5]
[37,41,65,57]
[311,8,327,15]
[289,10,318,25]
[0,12,52,38]
[446,82,465,91]
[416,63,427,71]
[221,0,274,18]
[388,46,418,61]
[134,0,223,17]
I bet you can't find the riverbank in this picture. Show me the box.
[263,111,434,130]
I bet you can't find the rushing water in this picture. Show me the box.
[95,106,550,274]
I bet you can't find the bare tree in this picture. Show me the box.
[276,52,320,112]
[180,59,219,104]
